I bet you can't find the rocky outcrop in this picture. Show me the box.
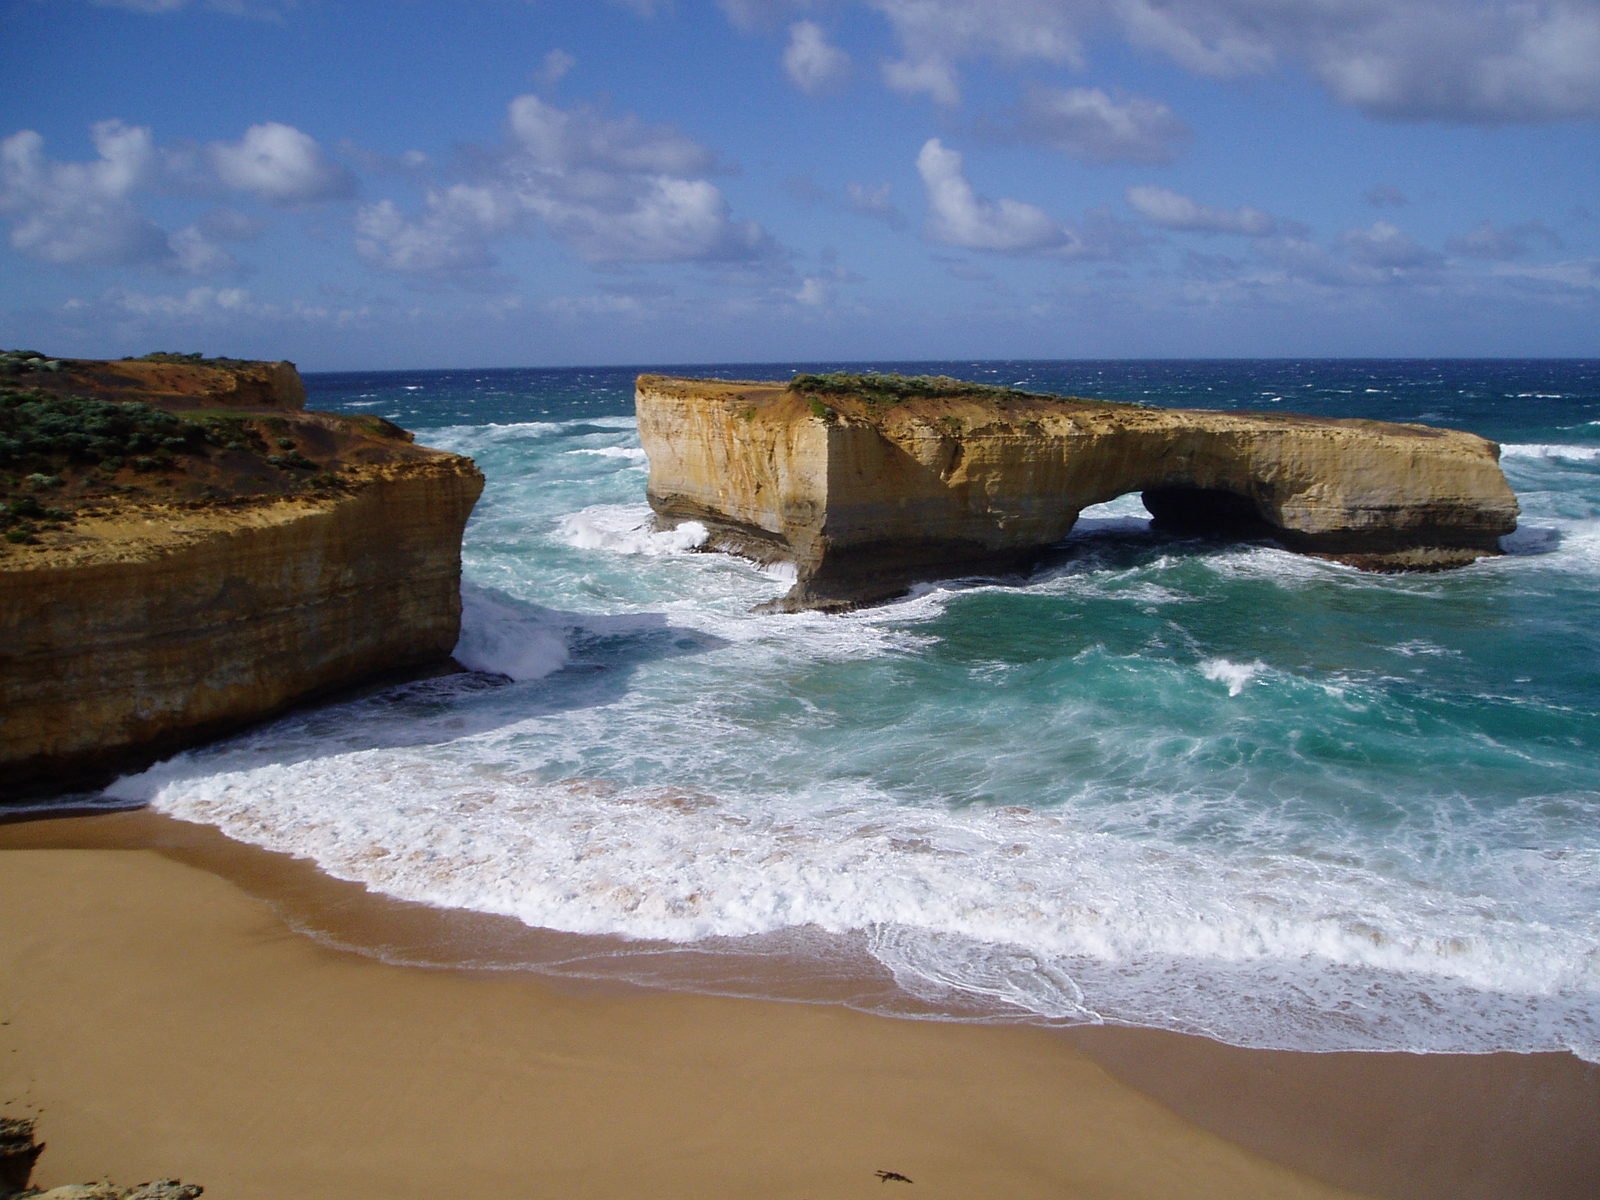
[0,357,482,798]
[637,374,1519,611]
[1,1116,201,1198]
[7,351,305,411]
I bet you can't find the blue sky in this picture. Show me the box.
[2,0,1597,369]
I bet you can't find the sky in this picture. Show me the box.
[2,0,1598,370]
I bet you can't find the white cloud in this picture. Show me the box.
[870,0,1089,67]
[1113,0,1279,77]
[506,95,714,176]
[74,284,385,336]
[783,21,850,93]
[542,292,644,317]
[1447,220,1562,261]
[0,121,177,268]
[535,49,577,90]
[359,93,775,275]
[737,1,1600,124]
[796,276,829,305]
[1341,220,1444,270]
[524,175,770,263]
[873,0,1091,108]
[1489,257,1600,294]
[0,119,340,273]
[105,284,253,318]
[882,57,962,106]
[168,224,236,274]
[1113,0,1600,123]
[1126,185,1280,236]
[355,188,512,274]
[208,122,354,205]
[1009,85,1192,164]
[844,180,907,228]
[1309,1,1600,122]
[916,138,1065,253]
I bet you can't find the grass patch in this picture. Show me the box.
[806,396,838,423]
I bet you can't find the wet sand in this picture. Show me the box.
[2,809,1596,1199]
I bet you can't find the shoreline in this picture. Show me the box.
[3,808,1597,1198]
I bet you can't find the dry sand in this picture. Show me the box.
[2,812,1596,1199]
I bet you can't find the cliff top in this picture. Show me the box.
[2,350,468,556]
[636,371,1454,441]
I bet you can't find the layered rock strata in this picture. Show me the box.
[637,374,1519,611]
[1,357,482,798]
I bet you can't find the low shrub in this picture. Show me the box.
[0,386,208,470]
[792,371,1040,408]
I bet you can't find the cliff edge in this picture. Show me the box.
[0,352,483,799]
[637,373,1519,611]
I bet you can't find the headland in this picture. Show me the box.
[0,351,483,798]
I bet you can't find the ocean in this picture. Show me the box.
[103,359,1600,1062]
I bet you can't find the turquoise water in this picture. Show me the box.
[109,360,1600,1059]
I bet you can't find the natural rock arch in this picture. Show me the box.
[636,375,1519,611]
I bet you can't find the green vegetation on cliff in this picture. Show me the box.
[137,350,253,367]
[0,385,210,471]
[0,349,63,377]
[0,380,347,547]
[789,371,1142,412]
[791,372,1039,407]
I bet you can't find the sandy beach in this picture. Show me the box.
[2,811,1596,1200]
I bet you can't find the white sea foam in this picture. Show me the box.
[566,446,648,461]
[451,588,569,681]
[116,745,1600,1059]
[1392,639,1457,659]
[1501,443,1600,463]
[557,504,708,556]
[1200,658,1267,696]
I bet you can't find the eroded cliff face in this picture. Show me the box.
[0,357,483,798]
[637,374,1519,610]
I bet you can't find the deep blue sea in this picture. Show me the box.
[109,359,1600,1060]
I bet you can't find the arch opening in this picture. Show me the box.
[1139,486,1276,540]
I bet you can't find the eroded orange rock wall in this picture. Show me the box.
[0,459,483,795]
[637,375,1520,610]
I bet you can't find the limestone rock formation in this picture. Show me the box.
[637,373,1519,611]
[0,355,482,798]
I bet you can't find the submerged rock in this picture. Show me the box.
[637,373,1519,610]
